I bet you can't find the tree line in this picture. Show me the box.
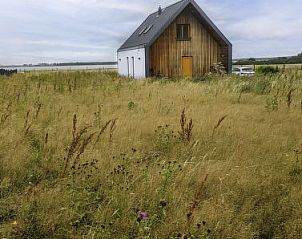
[234,53,302,65]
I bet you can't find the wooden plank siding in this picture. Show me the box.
[150,8,223,78]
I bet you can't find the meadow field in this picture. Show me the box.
[1,70,302,238]
[236,64,302,70]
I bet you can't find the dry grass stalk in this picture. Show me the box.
[186,174,209,229]
[72,113,77,140]
[16,92,21,101]
[58,106,63,117]
[287,89,295,108]
[0,103,12,125]
[94,119,113,148]
[6,101,12,111]
[67,79,72,92]
[62,114,115,176]
[0,113,10,125]
[212,115,228,137]
[62,114,93,176]
[179,108,194,142]
[23,110,32,135]
[44,132,49,145]
[109,119,118,143]
[237,92,242,103]
[24,110,30,129]
[72,131,96,168]
[35,103,42,119]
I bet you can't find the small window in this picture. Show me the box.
[138,27,147,36]
[176,24,190,40]
[143,25,153,34]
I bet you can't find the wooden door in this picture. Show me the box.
[182,57,193,78]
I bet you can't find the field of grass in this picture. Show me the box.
[236,64,302,70]
[1,70,302,238]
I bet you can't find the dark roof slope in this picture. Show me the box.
[118,0,231,51]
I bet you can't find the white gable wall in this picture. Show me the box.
[117,48,146,79]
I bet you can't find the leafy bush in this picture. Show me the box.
[210,62,226,76]
[256,66,280,75]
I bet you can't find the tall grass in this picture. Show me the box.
[1,69,302,238]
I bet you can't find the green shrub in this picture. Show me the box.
[256,66,280,75]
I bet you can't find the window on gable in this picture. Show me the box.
[176,24,190,40]
[139,27,148,36]
[138,25,153,36]
[143,25,153,34]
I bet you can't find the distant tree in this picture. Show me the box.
[234,54,302,66]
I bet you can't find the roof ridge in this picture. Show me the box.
[149,0,187,15]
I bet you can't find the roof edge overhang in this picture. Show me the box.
[117,45,146,52]
[189,0,232,47]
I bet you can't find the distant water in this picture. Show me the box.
[1,65,117,72]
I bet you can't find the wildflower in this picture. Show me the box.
[132,207,139,213]
[139,211,149,220]
[132,207,149,221]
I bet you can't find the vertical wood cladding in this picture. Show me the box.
[150,8,225,77]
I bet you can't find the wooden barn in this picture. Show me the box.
[117,0,232,79]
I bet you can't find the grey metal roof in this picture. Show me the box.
[118,0,231,51]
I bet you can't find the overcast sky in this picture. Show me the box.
[0,0,301,65]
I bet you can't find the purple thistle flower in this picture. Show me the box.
[139,211,149,220]
[132,207,139,213]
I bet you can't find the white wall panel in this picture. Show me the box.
[117,48,146,79]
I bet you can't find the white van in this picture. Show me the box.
[233,67,255,76]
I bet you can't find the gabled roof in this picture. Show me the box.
[118,0,231,52]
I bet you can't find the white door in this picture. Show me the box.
[126,57,130,77]
[129,57,135,78]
